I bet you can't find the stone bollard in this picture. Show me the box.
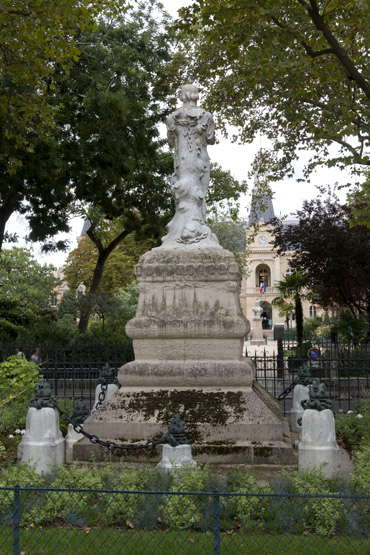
[291,384,310,433]
[156,444,196,475]
[92,363,119,412]
[298,408,341,479]
[18,380,65,475]
[297,379,353,479]
[65,400,89,463]
[156,414,195,475]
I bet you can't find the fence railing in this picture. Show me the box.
[0,486,369,554]
[253,348,370,416]
[1,342,369,415]
[0,342,134,409]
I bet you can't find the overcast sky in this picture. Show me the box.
[6,0,352,268]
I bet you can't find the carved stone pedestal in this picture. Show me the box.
[74,249,292,465]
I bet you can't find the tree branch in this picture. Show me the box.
[306,0,370,101]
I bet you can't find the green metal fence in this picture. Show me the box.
[1,486,369,554]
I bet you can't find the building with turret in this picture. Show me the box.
[240,184,319,338]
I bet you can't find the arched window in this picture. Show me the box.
[255,265,270,291]
[309,305,317,318]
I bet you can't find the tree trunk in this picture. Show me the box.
[78,254,107,332]
[0,192,18,251]
[77,225,131,332]
[295,297,304,346]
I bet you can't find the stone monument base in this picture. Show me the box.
[73,382,292,465]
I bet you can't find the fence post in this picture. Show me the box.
[13,484,20,555]
[213,493,221,555]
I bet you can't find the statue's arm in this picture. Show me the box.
[205,113,215,145]
[166,114,176,148]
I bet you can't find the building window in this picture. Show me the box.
[285,268,294,276]
[255,265,270,292]
[51,295,58,307]
[309,305,316,318]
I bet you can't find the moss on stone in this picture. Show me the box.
[117,389,246,443]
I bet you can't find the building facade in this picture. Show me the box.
[240,188,319,338]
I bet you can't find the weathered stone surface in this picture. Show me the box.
[74,382,292,464]
[73,247,292,465]
[18,407,65,475]
[120,360,254,387]
[92,383,119,412]
[156,444,196,475]
[298,409,351,479]
[66,424,83,464]
[291,384,309,433]
[159,82,220,249]
[127,249,247,342]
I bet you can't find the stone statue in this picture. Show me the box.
[252,298,263,320]
[159,80,221,249]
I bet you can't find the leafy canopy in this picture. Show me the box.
[0,0,122,173]
[0,247,59,339]
[271,190,370,316]
[176,0,370,187]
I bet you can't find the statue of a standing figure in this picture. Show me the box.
[159,81,221,249]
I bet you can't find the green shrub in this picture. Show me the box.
[0,356,40,404]
[226,470,272,528]
[350,445,370,494]
[285,468,345,536]
[161,465,208,530]
[0,394,29,435]
[23,464,104,526]
[99,466,142,525]
[0,464,41,517]
[335,398,370,447]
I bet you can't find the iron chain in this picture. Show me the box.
[51,397,167,454]
[277,379,297,401]
[95,379,108,410]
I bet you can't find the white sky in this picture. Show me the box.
[6,0,353,268]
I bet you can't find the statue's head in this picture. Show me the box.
[180,84,199,105]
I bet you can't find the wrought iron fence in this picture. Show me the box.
[252,345,370,417]
[0,486,369,554]
[1,341,369,416]
[0,343,134,409]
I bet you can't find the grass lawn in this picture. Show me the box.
[1,528,369,554]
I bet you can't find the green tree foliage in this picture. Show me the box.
[176,1,370,189]
[49,3,175,330]
[273,272,309,345]
[271,191,370,317]
[0,1,128,251]
[0,0,120,171]
[0,0,123,249]
[272,298,294,332]
[0,247,58,340]
[63,223,156,295]
[0,356,40,405]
